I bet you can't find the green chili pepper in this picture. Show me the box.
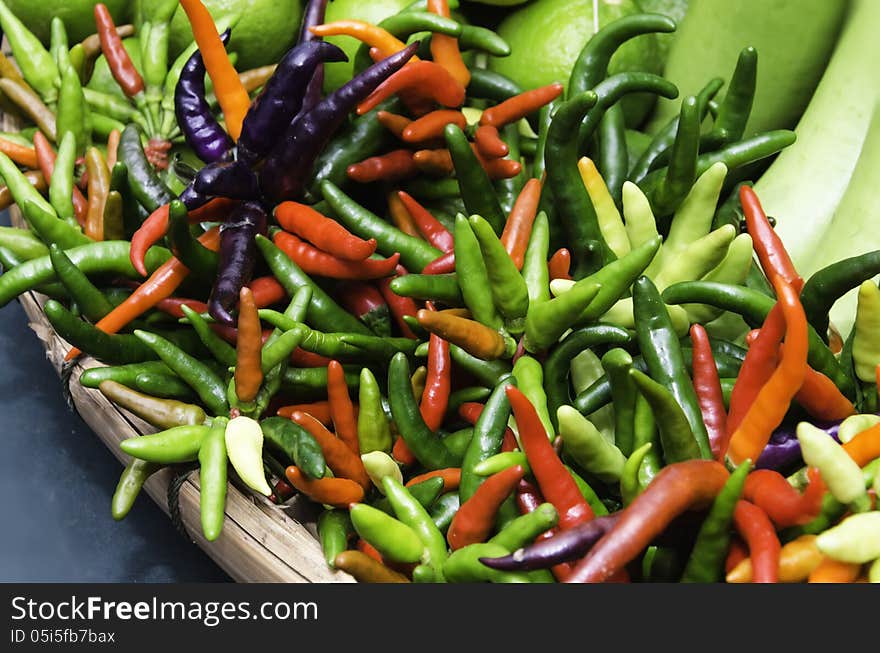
[373,476,444,516]
[321,180,440,272]
[167,199,218,283]
[632,393,661,486]
[351,503,425,564]
[633,276,711,459]
[630,369,701,464]
[620,442,652,506]
[652,95,699,216]
[134,329,229,416]
[488,502,558,552]
[389,273,463,305]
[564,464,608,516]
[597,106,628,207]
[558,405,625,483]
[179,304,237,368]
[0,225,48,261]
[466,68,523,103]
[0,1,59,102]
[281,366,360,394]
[600,348,637,456]
[17,199,89,252]
[358,368,392,454]
[133,370,197,400]
[388,352,458,470]
[706,47,758,148]
[79,361,178,389]
[662,281,853,396]
[444,543,538,583]
[448,344,511,388]
[254,235,371,336]
[98,379,206,429]
[524,281,602,354]
[56,58,90,154]
[543,325,632,431]
[442,427,473,462]
[531,100,557,183]
[111,458,161,521]
[260,416,326,480]
[428,491,461,535]
[680,459,750,583]
[198,417,228,541]
[444,124,505,234]
[473,451,529,477]
[259,325,307,373]
[120,424,211,464]
[383,476,448,581]
[119,124,173,212]
[47,244,113,322]
[469,214,529,334]
[459,374,517,502]
[454,214,503,330]
[318,509,354,568]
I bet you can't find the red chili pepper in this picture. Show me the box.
[392,436,417,466]
[402,110,466,144]
[336,280,390,331]
[276,401,332,425]
[376,111,412,139]
[397,191,454,253]
[290,410,372,491]
[725,537,749,574]
[732,500,780,583]
[507,386,593,531]
[502,428,519,453]
[689,323,728,461]
[347,149,418,184]
[327,360,360,456]
[458,401,519,455]
[447,465,526,550]
[248,276,286,308]
[412,146,522,180]
[740,185,802,291]
[357,60,466,116]
[422,250,456,275]
[130,204,170,276]
[742,467,826,528]
[33,131,88,227]
[94,3,144,97]
[274,201,377,261]
[566,460,729,583]
[515,478,573,580]
[273,231,400,280]
[547,248,573,281]
[500,178,541,270]
[479,83,565,128]
[289,347,332,368]
[155,297,209,319]
[419,332,451,431]
[474,125,509,159]
[377,265,420,339]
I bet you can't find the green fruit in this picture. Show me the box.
[167,0,305,72]
[0,0,130,44]
[646,0,847,137]
[636,0,689,60]
[489,0,663,127]
[86,36,142,100]
[321,0,414,92]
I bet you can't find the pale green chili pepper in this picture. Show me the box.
[49,132,77,226]
[816,512,880,564]
[358,368,392,454]
[360,450,402,493]
[557,405,626,484]
[797,422,869,509]
[852,280,880,383]
[224,415,272,497]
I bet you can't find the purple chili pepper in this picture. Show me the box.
[479,513,622,571]
[237,40,347,166]
[755,418,844,471]
[193,160,260,200]
[297,0,331,114]
[259,42,419,203]
[209,201,268,325]
[175,30,235,164]
[179,182,212,211]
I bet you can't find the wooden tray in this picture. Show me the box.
[2,135,352,584]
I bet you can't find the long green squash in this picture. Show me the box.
[755,0,880,277]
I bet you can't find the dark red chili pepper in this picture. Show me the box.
[347,149,418,183]
[423,251,456,275]
[690,324,728,461]
[419,330,451,431]
[742,467,826,528]
[547,248,572,281]
[336,281,392,337]
[732,499,780,583]
[447,465,526,550]
[273,231,400,280]
[397,191,454,253]
[94,3,143,97]
[155,297,209,319]
[377,265,420,338]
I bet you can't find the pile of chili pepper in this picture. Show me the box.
[0,0,878,584]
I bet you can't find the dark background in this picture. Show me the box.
[0,209,229,582]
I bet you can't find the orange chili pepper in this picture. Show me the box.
[402,109,467,143]
[792,356,856,421]
[547,248,572,281]
[84,147,111,241]
[500,178,542,270]
[387,190,421,238]
[740,185,803,291]
[276,401,332,425]
[290,410,372,491]
[248,276,287,308]
[234,287,263,403]
[273,231,401,280]
[480,83,565,129]
[356,537,385,563]
[413,148,454,176]
[808,556,862,583]
[732,500,780,583]
[842,422,880,467]
[725,537,749,575]
[398,191,453,253]
[178,0,250,140]
[376,111,412,139]
[483,157,522,180]
[416,309,508,360]
[447,465,526,550]
[347,149,418,184]
[726,534,823,583]
[392,436,417,466]
[727,279,808,465]
[427,0,469,87]
[284,466,364,508]
[275,201,377,261]
[66,227,222,360]
[357,61,466,116]
[405,467,461,494]
[106,128,121,169]
[310,20,416,61]
[474,124,509,159]
[327,360,360,456]
[130,204,170,276]
[0,137,37,168]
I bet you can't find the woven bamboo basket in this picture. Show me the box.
[2,112,352,584]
